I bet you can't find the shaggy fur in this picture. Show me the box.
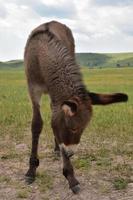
[24,21,128,193]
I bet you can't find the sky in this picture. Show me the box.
[0,0,133,61]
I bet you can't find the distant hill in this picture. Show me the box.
[0,60,23,69]
[76,52,133,68]
[0,52,133,69]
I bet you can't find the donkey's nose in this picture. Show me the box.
[66,150,74,158]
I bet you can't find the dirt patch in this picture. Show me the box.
[0,141,133,200]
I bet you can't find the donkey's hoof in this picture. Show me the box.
[71,184,80,194]
[25,176,35,184]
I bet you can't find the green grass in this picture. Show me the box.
[0,175,11,183]
[0,70,31,140]
[113,177,128,190]
[81,67,133,142]
[0,67,132,146]
[16,190,29,199]
[36,171,53,192]
[0,67,133,192]
[73,156,91,170]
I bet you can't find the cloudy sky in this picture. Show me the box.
[0,0,133,61]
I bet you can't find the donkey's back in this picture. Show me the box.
[24,21,76,100]
[25,21,75,57]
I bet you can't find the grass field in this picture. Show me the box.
[0,67,133,199]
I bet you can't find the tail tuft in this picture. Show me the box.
[115,93,128,102]
[89,92,128,105]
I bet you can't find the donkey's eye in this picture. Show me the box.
[70,128,78,133]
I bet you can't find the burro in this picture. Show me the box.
[24,21,128,194]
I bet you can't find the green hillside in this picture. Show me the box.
[0,60,23,69]
[76,52,133,68]
[0,52,133,69]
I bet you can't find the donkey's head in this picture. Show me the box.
[55,97,92,144]
[61,96,92,139]
[52,96,92,145]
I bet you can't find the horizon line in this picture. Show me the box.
[1,51,133,62]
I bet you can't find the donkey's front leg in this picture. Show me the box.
[51,120,60,157]
[61,145,80,194]
[25,103,43,184]
[54,137,60,157]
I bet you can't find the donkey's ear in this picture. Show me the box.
[62,100,78,116]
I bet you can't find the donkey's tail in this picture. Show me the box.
[89,92,128,105]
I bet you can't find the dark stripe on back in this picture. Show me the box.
[29,22,55,42]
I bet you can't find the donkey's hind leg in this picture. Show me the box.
[50,104,60,157]
[25,85,43,184]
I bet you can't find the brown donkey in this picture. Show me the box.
[24,21,128,193]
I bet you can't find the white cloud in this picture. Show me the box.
[41,0,66,6]
[93,0,133,6]
[0,0,133,60]
[72,1,133,52]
